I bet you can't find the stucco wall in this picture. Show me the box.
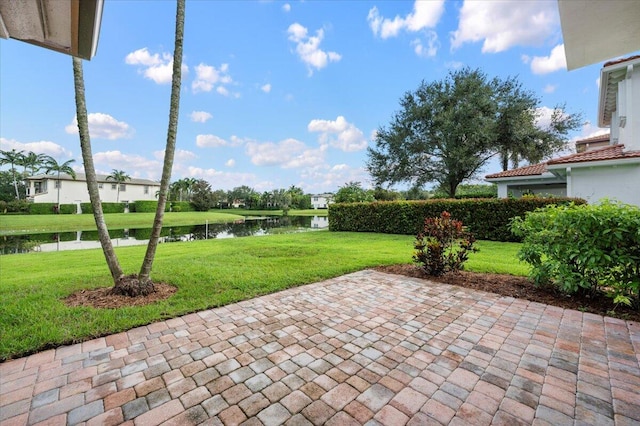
[30,179,160,204]
[570,164,640,206]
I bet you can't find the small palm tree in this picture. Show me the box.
[20,151,48,198]
[0,149,25,199]
[106,169,131,202]
[43,156,76,212]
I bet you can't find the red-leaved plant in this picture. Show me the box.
[413,211,477,276]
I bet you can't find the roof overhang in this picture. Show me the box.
[598,56,640,127]
[558,0,640,70]
[546,156,640,171]
[0,0,104,60]
[485,172,562,184]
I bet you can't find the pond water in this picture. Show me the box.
[0,215,329,255]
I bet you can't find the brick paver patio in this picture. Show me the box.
[1,270,639,425]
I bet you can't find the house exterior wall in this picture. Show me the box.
[28,178,159,205]
[311,195,333,209]
[570,164,640,206]
[504,184,566,198]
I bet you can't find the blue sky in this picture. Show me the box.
[0,0,620,194]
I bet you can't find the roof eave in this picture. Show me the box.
[485,172,559,183]
[547,156,640,170]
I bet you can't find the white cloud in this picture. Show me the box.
[125,47,187,84]
[93,150,163,180]
[543,84,557,93]
[185,166,257,190]
[153,149,197,162]
[0,137,73,158]
[299,163,371,193]
[261,83,272,93]
[225,159,235,167]
[411,31,439,58]
[65,113,133,140]
[530,44,566,74]
[190,111,213,123]
[451,0,559,53]
[196,134,229,148]
[571,121,609,143]
[367,1,444,39]
[287,23,342,75]
[192,63,234,95]
[245,138,326,169]
[307,116,368,152]
[282,3,291,12]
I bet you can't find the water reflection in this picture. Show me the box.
[0,216,327,255]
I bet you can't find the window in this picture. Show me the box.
[55,180,61,189]
[119,184,126,192]
[144,185,149,194]
[111,183,117,190]
[98,183,103,189]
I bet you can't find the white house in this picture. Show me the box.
[311,193,334,209]
[26,173,161,208]
[486,56,640,206]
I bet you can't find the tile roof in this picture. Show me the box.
[575,133,610,146]
[603,54,640,67]
[485,162,548,179]
[547,144,640,165]
[486,143,640,179]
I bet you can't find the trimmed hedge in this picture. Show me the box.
[170,201,194,212]
[80,202,126,214]
[28,203,76,215]
[328,198,586,242]
[132,200,172,213]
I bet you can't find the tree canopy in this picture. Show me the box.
[367,68,582,196]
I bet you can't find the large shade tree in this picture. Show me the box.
[367,68,582,196]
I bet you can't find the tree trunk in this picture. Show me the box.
[138,0,185,282]
[72,57,125,285]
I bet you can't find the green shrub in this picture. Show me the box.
[133,200,172,213]
[133,200,158,213]
[413,211,476,276]
[328,198,585,242]
[58,204,76,215]
[511,200,640,308]
[0,200,7,213]
[170,201,194,212]
[5,200,30,214]
[27,202,57,215]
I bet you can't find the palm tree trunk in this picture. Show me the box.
[139,0,185,281]
[73,57,125,284]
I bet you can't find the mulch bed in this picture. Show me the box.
[375,264,640,323]
[64,283,177,309]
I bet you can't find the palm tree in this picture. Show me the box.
[106,169,131,202]
[0,149,25,199]
[72,57,125,285]
[139,0,186,284]
[183,177,197,201]
[20,151,48,198]
[42,156,76,212]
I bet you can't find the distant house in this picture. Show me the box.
[26,173,161,208]
[311,193,334,209]
[486,56,640,207]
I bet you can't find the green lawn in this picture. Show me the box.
[0,211,244,235]
[0,232,525,360]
